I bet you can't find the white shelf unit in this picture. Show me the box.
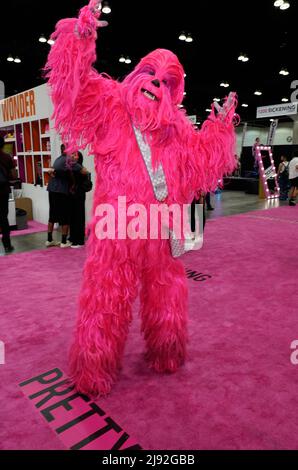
[7,118,53,187]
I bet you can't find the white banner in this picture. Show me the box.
[257,102,297,119]
[241,122,248,150]
[267,119,278,145]
[0,84,52,127]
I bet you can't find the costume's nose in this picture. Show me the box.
[151,79,160,88]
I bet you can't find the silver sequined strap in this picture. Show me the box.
[133,126,168,202]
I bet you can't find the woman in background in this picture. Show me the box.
[69,151,92,248]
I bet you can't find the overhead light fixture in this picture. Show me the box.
[213,98,220,102]
[281,97,289,102]
[274,0,284,7]
[184,73,187,78]
[254,90,262,96]
[39,34,47,43]
[270,118,275,122]
[238,54,249,62]
[241,103,249,107]
[7,55,14,62]
[280,1,290,9]
[179,32,187,41]
[185,34,193,43]
[47,38,55,46]
[102,2,111,14]
[206,108,212,113]
[125,57,131,64]
[220,82,229,88]
[183,92,187,96]
[119,55,126,63]
[14,57,21,63]
[279,68,289,75]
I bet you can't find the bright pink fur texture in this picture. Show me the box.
[45,2,237,397]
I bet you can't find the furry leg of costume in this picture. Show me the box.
[140,241,188,372]
[69,239,138,397]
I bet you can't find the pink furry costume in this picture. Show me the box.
[46,0,237,397]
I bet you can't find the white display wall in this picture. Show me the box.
[0,84,96,225]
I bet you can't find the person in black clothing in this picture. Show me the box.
[46,144,86,248]
[0,136,17,253]
[69,151,92,248]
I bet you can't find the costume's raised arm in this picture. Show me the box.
[45,1,111,150]
[193,93,238,193]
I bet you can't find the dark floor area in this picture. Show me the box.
[0,190,289,257]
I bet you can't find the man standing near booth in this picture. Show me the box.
[0,135,16,253]
[288,150,298,206]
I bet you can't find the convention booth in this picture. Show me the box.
[0,84,95,224]
[224,101,298,198]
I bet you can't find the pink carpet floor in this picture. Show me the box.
[10,220,48,237]
[0,205,298,450]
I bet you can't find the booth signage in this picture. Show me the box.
[0,84,51,126]
[267,119,278,145]
[257,102,298,119]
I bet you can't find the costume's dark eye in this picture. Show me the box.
[148,70,155,76]
[162,79,168,85]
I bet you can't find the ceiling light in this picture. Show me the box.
[119,55,126,63]
[281,97,289,102]
[220,82,229,88]
[280,2,290,9]
[179,32,186,41]
[206,108,212,113]
[47,39,55,46]
[183,92,187,96]
[241,103,249,107]
[125,57,131,64]
[270,118,274,122]
[274,0,284,7]
[279,68,289,75]
[7,55,14,62]
[238,54,249,62]
[14,57,21,63]
[185,35,193,43]
[254,90,262,96]
[184,74,187,78]
[213,98,220,102]
[39,35,47,43]
[102,2,111,14]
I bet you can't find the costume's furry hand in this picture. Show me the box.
[88,0,108,26]
[77,2,108,38]
[213,92,239,125]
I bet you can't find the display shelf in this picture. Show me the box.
[0,98,53,186]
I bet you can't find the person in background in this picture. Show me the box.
[69,151,92,248]
[46,144,86,248]
[252,137,261,173]
[205,192,214,211]
[288,151,298,207]
[0,136,17,253]
[277,155,289,201]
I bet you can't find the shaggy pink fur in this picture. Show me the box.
[45,1,237,397]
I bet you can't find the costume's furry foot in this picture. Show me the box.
[69,344,118,398]
[71,370,114,398]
